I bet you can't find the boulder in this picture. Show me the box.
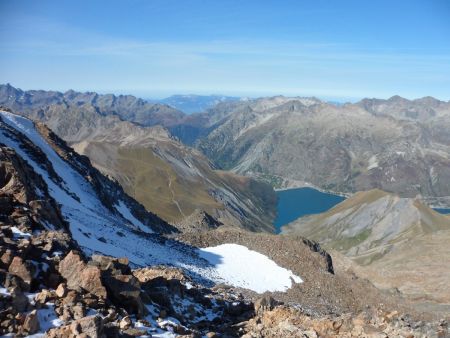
[4,271,29,292]
[122,327,147,336]
[47,315,104,338]
[58,251,107,298]
[103,274,145,317]
[254,295,278,315]
[55,283,67,298]
[90,255,130,275]
[119,315,132,330]
[11,287,29,312]
[8,256,34,285]
[35,289,56,305]
[23,309,40,334]
[0,249,13,267]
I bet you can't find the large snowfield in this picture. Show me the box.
[198,244,302,292]
[0,111,302,293]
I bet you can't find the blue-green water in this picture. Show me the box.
[274,187,450,233]
[434,208,450,214]
[274,187,345,233]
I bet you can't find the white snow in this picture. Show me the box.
[115,200,152,233]
[198,244,302,293]
[11,226,32,239]
[0,111,302,294]
[0,287,10,295]
[367,155,379,170]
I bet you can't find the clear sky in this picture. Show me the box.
[1,0,449,100]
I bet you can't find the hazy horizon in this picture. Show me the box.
[3,82,449,104]
[1,0,450,100]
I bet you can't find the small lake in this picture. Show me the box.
[434,208,450,214]
[274,187,345,233]
[274,187,450,233]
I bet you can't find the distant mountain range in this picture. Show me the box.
[2,84,450,209]
[0,84,276,231]
[152,94,241,114]
[190,95,450,208]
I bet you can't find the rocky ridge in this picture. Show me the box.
[0,84,277,232]
[283,189,450,311]
[195,95,450,208]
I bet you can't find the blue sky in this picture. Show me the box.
[0,0,449,100]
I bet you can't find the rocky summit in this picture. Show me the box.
[1,110,448,337]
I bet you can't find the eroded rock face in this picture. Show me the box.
[0,146,67,230]
[58,251,107,299]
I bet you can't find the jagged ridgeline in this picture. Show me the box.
[194,95,450,208]
[0,84,276,232]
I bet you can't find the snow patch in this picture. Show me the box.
[367,155,379,170]
[115,200,152,233]
[11,226,32,239]
[198,244,302,293]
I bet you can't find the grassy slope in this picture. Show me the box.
[74,141,276,231]
[77,141,223,223]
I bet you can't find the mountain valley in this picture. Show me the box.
[1,87,450,337]
[2,109,444,336]
[193,95,450,208]
[0,84,276,232]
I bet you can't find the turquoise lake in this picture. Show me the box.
[274,187,345,233]
[274,187,450,233]
[434,208,450,214]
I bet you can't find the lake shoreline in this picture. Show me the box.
[273,187,346,233]
[273,186,450,233]
[273,183,450,210]
[273,182,350,198]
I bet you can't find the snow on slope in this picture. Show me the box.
[198,244,302,292]
[115,199,150,233]
[0,111,207,267]
[0,111,302,293]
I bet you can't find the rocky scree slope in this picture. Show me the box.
[0,111,446,337]
[195,95,450,207]
[283,189,450,308]
[0,136,447,337]
[0,84,276,232]
[0,109,292,289]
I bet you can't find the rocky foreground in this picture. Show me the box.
[1,223,448,337]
